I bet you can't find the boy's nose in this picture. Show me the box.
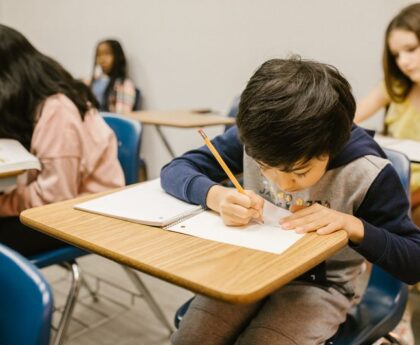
[277,174,295,191]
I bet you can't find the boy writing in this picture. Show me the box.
[161,57,420,345]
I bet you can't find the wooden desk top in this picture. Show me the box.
[127,110,235,128]
[20,191,348,304]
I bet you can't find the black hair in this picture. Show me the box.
[0,24,98,149]
[91,39,128,111]
[236,56,355,169]
[383,3,420,102]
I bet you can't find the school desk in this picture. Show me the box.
[20,186,348,304]
[126,110,235,158]
[375,134,420,163]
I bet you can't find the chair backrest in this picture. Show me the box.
[133,87,142,111]
[101,112,142,185]
[383,148,411,196]
[224,96,240,132]
[0,244,53,345]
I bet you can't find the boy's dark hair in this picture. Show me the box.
[236,56,355,170]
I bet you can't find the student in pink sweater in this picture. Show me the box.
[0,24,125,256]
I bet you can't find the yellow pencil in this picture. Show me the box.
[198,129,263,223]
[198,129,245,194]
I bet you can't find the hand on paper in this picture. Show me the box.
[206,185,264,226]
[280,203,364,243]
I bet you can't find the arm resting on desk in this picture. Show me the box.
[351,165,420,284]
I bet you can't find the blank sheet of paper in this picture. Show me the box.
[167,201,303,254]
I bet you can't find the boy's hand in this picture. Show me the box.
[206,185,264,226]
[281,203,364,243]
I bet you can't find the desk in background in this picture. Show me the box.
[127,110,235,158]
[375,134,420,163]
[20,188,348,304]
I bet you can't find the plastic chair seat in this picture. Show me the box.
[327,266,408,345]
[29,246,88,269]
[0,243,53,345]
[28,245,85,345]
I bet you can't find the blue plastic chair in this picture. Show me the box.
[23,112,144,345]
[327,267,408,345]
[27,241,87,345]
[102,112,147,183]
[383,148,411,196]
[224,96,239,132]
[29,245,89,344]
[0,243,53,345]
[102,112,141,184]
[174,148,411,344]
[133,87,142,111]
[101,112,173,333]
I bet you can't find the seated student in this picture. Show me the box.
[161,57,420,345]
[0,24,125,257]
[354,3,420,228]
[88,39,137,114]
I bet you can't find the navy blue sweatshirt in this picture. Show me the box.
[161,125,420,284]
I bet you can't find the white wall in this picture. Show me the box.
[1,0,413,178]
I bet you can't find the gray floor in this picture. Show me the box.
[43,255,420,345]
[43,255,193,345]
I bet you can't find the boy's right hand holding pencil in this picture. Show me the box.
[206,185,264,226]
[199,129,264,226]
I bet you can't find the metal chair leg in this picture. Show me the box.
[53,261,82,345]
[80,275,99,302]
[123,266,174,334]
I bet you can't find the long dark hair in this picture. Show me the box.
[0,24,98,149]
[91,39,128,111]
[383,3,420,102]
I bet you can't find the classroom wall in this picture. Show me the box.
[0,0,414,178]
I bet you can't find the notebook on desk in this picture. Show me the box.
[0,139,41,174]
[74,179,303,254]
[0,139,41,191]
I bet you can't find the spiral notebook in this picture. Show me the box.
[74,179,303,254]
[0,139,41,192]
[0,139,41,174]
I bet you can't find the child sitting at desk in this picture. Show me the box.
[0,25,125,256]
[354,3,420,227]
[161,57,420,345]
[88,39,137,114]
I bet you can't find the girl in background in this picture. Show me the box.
[0,24,125,256]
[355,3,420,228]
[90,39,137,114]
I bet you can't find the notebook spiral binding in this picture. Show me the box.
[163,206,204,229]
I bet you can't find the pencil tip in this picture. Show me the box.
[198,128,206,139]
